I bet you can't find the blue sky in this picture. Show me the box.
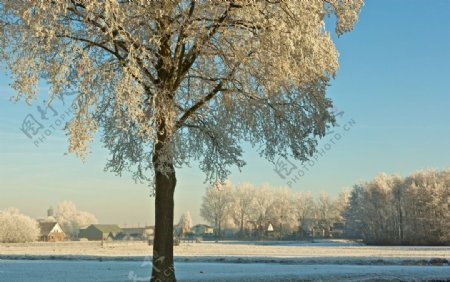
[1,0,449,225]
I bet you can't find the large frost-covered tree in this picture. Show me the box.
[0,1,362,280]
[293,192,316,237]
[200,180,233,237]
[55,201,98,239]
[231,183,255,237]
[268,187,297,236]
[0,208,40,243]
[175,210,192,237]
[248,184,274,237]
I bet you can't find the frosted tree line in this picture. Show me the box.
[200,181,348,238]
[0,201,97,243]
[201,168,449,244]
[345,169,450,245]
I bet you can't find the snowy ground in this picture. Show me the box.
[1,240,449,281]
[1,260,450,281]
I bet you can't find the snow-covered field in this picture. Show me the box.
[1,260,450,282]
[1,240,449,281]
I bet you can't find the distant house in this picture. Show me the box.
[298,218,315,238]
[330,222,345,238]
[78,224,122,241]
[190,224,214,236]
[117,226,154,241]
[39,222,65,242]
[298,218,335,238]
[173,224,180,236]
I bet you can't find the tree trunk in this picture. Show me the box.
[240,208,244,238]
[218,221,221,239]
[151,128,177,281]
[151,165,176,282]
[398,201,404,242]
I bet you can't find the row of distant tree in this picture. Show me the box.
[200,168,450,245]
[3,169,448,245]
[200,181,348,238]
[345,169,450,245]
[0,201,97,243]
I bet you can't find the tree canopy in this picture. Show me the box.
[0,0,363,183]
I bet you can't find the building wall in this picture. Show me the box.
[48,232,65,242]
[79,226,103,241]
